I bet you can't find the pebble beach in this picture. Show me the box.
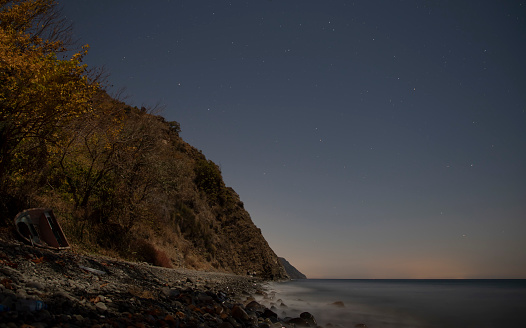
[0,232,322,328]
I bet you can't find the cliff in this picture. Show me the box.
[0,1,287,279]
[279,257,307,279]
[1,91,288,280]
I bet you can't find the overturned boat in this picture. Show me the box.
[14,208,70,250]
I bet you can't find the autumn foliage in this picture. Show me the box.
[0,1,288,279]
[1,0,95,207]
[0,0,221,267]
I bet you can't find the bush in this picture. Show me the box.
[96,223,130,250]
[194,159,224,204]
[131,238,173,268]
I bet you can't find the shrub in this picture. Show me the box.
[153,248,173,268]
[131,238,173,268]
[194,158,224,204]
[96,223,130,250]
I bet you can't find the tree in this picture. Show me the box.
[0,0,97,211]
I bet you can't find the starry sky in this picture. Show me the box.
[61,1,526,279]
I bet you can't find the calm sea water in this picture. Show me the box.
[261,279,526,328]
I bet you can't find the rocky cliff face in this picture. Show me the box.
[0,0,284,283]
[2,91,288,280]
[158,138,289,280]
[279,258,307,279]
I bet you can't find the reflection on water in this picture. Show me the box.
[256,279,526,328]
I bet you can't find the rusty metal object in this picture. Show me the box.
[14,208,70,250]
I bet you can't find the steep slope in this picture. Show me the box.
[3,91,288,280]
[166,137,289,279]
[279,257,307,279]
[0,0,287,281]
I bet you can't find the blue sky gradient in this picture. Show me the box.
[61,0,526,278]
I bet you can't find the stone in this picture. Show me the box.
[161,287,179,298]
[300,312,317,326]
[16,289,29,299]
[227,316,242,328]
[25,282,45,291]
[245,300,264,311]
[231,305,250,321]
[287,317,311,327]
[197,292,213,303]
[330,301,345,307]
[55,291,73,301]
[261,308,278,320]
[95,302,108,311]
[33,309,51,321]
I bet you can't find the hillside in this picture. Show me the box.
[2,90,288,280]
[279,258,307,279]
[0,1,287,280]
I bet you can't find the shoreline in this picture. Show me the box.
[0,232,321,327]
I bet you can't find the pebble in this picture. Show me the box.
[25,282,45,291]
[95,302,108,311]
[331,301,345,307]
[0,233,346,328]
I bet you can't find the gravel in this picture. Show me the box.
[0,231,323,328]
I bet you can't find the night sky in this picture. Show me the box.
[61,1,526,279]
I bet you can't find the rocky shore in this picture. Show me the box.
[0,231,324,328]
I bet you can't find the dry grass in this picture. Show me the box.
[32,191,217,272]
[152,247,172,268]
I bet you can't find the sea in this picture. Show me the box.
[261,279,526,328]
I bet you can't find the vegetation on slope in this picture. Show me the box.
[0,0,287,279]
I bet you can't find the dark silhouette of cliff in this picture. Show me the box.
[279,257,307,279]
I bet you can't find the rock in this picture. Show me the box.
[95,302,108,312]
[55,291,74,301]
[261,308,278,320]
[269,323,284,328]
[197,292,213,303]
[330,301,345,307]
[60,314,71,322]
[286,317,311,327]
[300,312,317,326]
[231,305,250,321]
[161,287,180,298]
[30,322,47,328]
[278,258,307,279]
[33,309,52,322]
[218,322,235,328]
[227,316,243,328]
[245,300,264,311]
[16,289,29,299]
[0,231,317,328]
[25,281,45,291]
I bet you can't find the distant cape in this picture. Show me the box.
[279,257,307,279]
